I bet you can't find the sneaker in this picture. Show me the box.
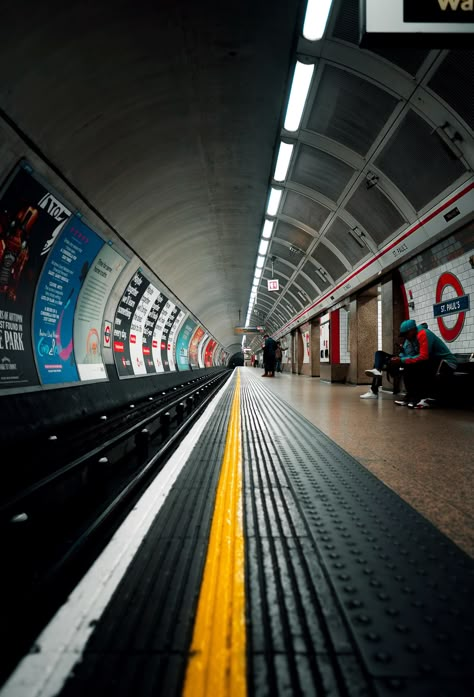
[414,398,436,409]
[364,368,382,377]
[360,391,378,399]
[394,399,409,406]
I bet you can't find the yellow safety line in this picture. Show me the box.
[182,370,246,697]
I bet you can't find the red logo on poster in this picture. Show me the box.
[114,341,124,352]
[435,272,466,342]
[130,334,136,344]
[104,324,111,346]
[152,340,158,348]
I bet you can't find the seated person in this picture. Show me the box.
[360,326,419,400]
[390,319,457,409]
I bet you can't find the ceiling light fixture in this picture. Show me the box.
[256,255,265,269]
[274,142,294,182]
[259,239,269,255]
[303,0,334,42]
[254,267,263,279]
[266,189,282,217]
[262,219,275,239]
[284,61,315,132]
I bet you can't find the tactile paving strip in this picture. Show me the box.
[58,375,237,697]
[241,371,474,697]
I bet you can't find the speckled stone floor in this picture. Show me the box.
[247,367,474,558]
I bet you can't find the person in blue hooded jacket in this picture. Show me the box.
[390,319,457,409]
[360,327,419,400]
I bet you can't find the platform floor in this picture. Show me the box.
[262,368,474,558]
[2,368,473,697]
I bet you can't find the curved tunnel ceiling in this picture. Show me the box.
[0,0,472,352]
[0,0,303,350]
[248,0,473,345]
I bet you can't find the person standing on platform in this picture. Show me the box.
[390,319,457,409]
[275,342,283,373]
[262,334,277,377]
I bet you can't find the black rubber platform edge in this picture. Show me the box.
[58,373,236,697]
[241,371,474,697]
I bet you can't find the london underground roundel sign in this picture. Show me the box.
[435,272,467,342]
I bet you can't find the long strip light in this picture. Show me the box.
[256,255,265,269]
[266,190,282,217]
[303,0,334,41]
[258,239,269,255]
[262,219,274,239]
[274,142,294,182]
[284,61,315,132]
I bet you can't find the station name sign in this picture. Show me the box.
[360,0,474,47]
[433,294,470,318]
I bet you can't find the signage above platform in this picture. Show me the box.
[267,279,279,292]
[360,0,474,47]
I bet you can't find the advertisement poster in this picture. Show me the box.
[303,328,310,364]
[204,338,217,367]
[142,289,167,374]
[167,309,185,372]
[0,166,72,389]
[198,333,209,368]
[74,244,127,381]
[33,217,103,384]
[160,303,180,372]
[175,318,197,370]
[151,297,173,373]
[129,280,160,376]
[188,326,205,368]
[113,270,148,377]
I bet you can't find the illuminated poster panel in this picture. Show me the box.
[129,281,160,376]
[198,332,209,368]
[175,318,197,370]
[204,338,217,367]
[74,244,127,381]
[113,270,148,377]
[151,297,174,373]
[0,166,71,389]
[142,289,167,374]
[33,217,103,384]
[160,303,180,372]
[167,309,185,372]
[188,326,205,368]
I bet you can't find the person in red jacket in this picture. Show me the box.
[391,319,457,409]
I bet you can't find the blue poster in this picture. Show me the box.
[175,318,197,370]
[33,216,104,384]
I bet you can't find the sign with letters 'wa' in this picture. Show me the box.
[361,0,473,46]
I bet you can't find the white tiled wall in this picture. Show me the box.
[401,251,473,354]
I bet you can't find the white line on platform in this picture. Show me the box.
[0,373,234,697]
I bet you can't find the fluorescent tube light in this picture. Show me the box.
[284,61,314,132]
[254,267,262,279]
[266,189,282,217]
[259,240,269,255]
[303,0,333,42]
[274,142,294,182]
[256,255,265,269]
[262,219,274,239]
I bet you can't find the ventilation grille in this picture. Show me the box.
[292,145,354,202]
[375,110,467,211]
[312,242,347,281]
[274,221,313,251]
[282,190,330,232]
[346,183,405,246]
[302,260,331,291]
[325,216,368,267]
[428,51,474,131]
[307,65,397,156]
[293,272,319,302]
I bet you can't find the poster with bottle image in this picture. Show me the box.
[0,165,72,389]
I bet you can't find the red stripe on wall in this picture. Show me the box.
[330,309,340,364]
